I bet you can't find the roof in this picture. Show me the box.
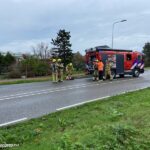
[96,48,133,52]
[95,45,110,49]
[85,45,133,53]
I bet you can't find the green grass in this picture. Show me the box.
[0,77,51,85]
[0,88,150,150]
[145,67,150,70]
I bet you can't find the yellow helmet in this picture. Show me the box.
[69,63,72,66]
[52,59,56,63]
[94,59,98,62]
[57,59,61,62]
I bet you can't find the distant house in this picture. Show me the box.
[13,53,24,62]
[1,52,7,56]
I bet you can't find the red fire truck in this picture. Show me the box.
[85,46,145,78]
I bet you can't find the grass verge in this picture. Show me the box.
[0,88,150,150]
[145,67,150,70]
[0,76,51,85]
[0,72,86,85]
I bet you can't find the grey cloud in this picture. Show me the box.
[0,0,150,53]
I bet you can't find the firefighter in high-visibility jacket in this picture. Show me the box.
[66,63,74,80]
[57,59,64,82]
[93,59,99,81]
[51,59,58,83]
[97,59,104,81]
[104,60,113,80]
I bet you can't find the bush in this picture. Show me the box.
[34,62,49,76]
[8,70,21,79]
[20,57,50,77]
[73,52,85,71]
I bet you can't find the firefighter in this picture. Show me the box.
[97,59,104,81]
[93,59,99,81]
[51,59,58,83]
[66,63,74,80]
[57,59,64,82]
[104,59,113,80]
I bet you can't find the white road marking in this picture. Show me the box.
[0,83,99,101]
[56,86,150,111]
[0,118,27,127]
[122,86,150,93]
[101,82,107,84]
[0,85,149,127]
[0,83,93,99]
[0,78,141,101]
[56,96,110,111]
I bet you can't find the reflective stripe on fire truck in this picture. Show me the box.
[138,63,142,67]
[140,64,144,69]
[131,63,137,70]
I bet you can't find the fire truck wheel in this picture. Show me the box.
[133,69,140,77]
[119,74,124,78]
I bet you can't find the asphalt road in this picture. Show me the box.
[0,70,150,126]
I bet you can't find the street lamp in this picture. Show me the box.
[112,19,127,49]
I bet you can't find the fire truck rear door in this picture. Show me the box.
[101,53,108,64]
[101,53,108,74]
[116,54,124,74]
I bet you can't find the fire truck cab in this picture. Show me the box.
[85,46,145,78]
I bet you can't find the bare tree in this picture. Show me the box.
[32,42,52,60]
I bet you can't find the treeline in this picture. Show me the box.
[22,52,84,77]
[1,30,150,79]
[143,42,150,66]
[0,29,85,79]
[0,51,84,79]
[0,52,16,74]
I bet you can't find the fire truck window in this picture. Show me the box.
[126,54,132,61]
[138,55,141,61]
[90,56,96,61]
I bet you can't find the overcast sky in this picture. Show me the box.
[0,0,150,54]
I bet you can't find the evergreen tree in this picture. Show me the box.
[143,42,150,66]
[51,29,73,68]
[0,52,15,73]
[4,52,16,67]
[0,53,4,74]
